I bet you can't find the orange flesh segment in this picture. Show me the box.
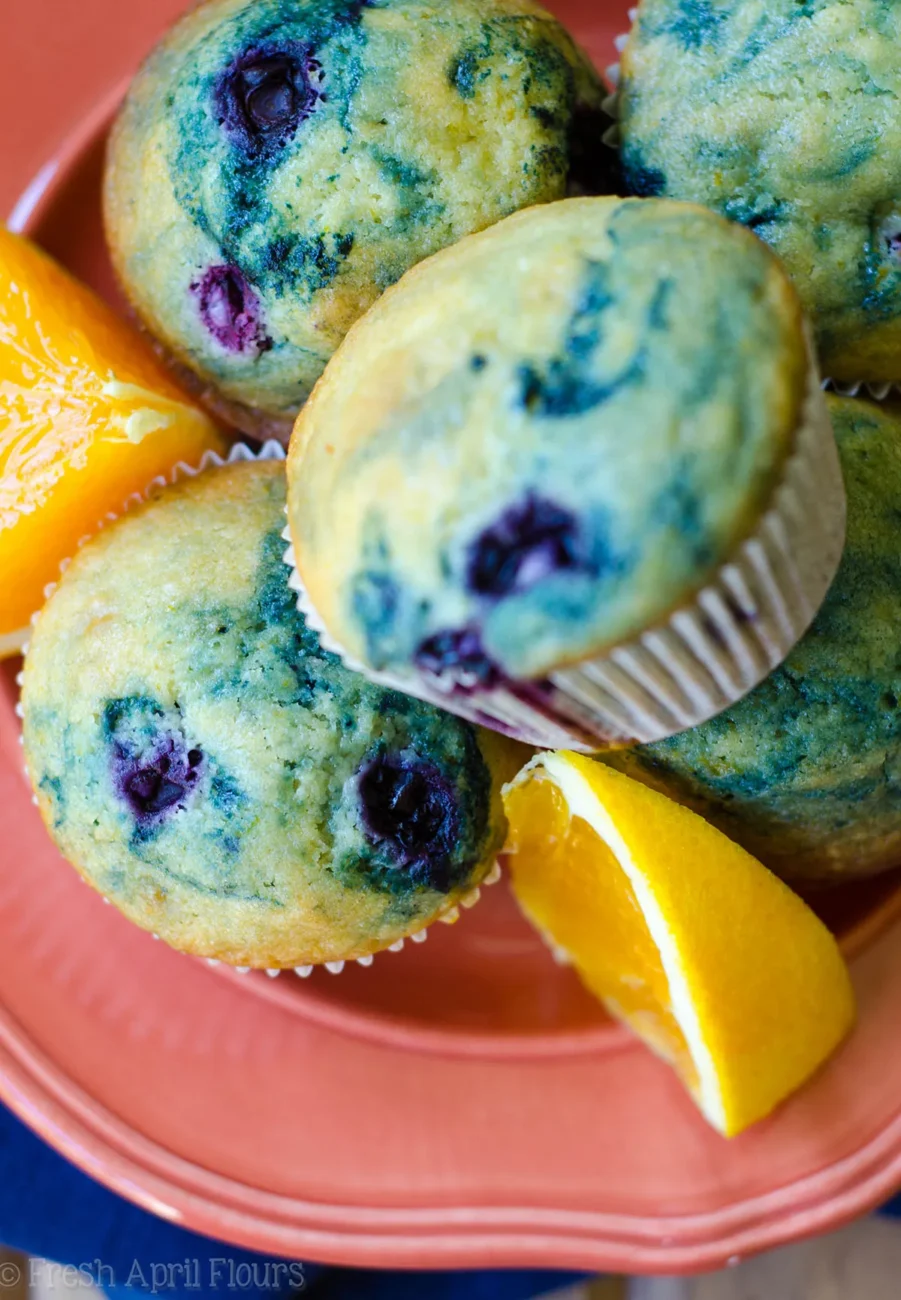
[504,755,858,1137]
[0,227,228,646]
[505,775,701,1098]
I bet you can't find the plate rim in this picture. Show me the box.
[2,990,901,1273]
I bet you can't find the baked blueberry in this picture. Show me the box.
[358,755,461,892]
[191,265,271,355]
[216,44,323,155]
[414,629,499,688]
[466,495,582,598]
[105,698,205,825]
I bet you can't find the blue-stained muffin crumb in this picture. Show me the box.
[22,462,514,966]
[289,197,808,686]
[607,396,901,883]
[105,0,610,433]
[619,150,666,199]
[619,0,901,381]
[654,0,726,50]
[517,259,652,418]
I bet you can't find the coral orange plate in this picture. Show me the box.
[4,0,901,1274]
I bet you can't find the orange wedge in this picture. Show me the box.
[504,752,855,1136]
[0,226,228,655]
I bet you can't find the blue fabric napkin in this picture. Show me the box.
[0,1103,582,1299]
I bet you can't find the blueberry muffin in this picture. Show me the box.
[606,396,901,883]
[104,0,611,440]
[287,196,844,751]
[618,0,901,383]
[21,460,519,968]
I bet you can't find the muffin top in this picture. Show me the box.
[104,0,608,432]
[288,196,809,685]
[22,460,514,967]
[608,395,901,882]
[619,0,901,382]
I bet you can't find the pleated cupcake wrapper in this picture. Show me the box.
[14,437,498,977]
[285,337,845,751]
[605,37,901,401]
[76,853,502,982]
[598,26,629,140]
[200,859,502,979]
[822,378,901,401]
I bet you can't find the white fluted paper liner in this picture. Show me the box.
[200,867,498,978]
[822,378,901,402]
[210,866,500,977]
[287,339,845,751]
[598,28,628,147]
[287,550,591,750]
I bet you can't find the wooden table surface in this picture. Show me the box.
[544,1216,901,1300]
